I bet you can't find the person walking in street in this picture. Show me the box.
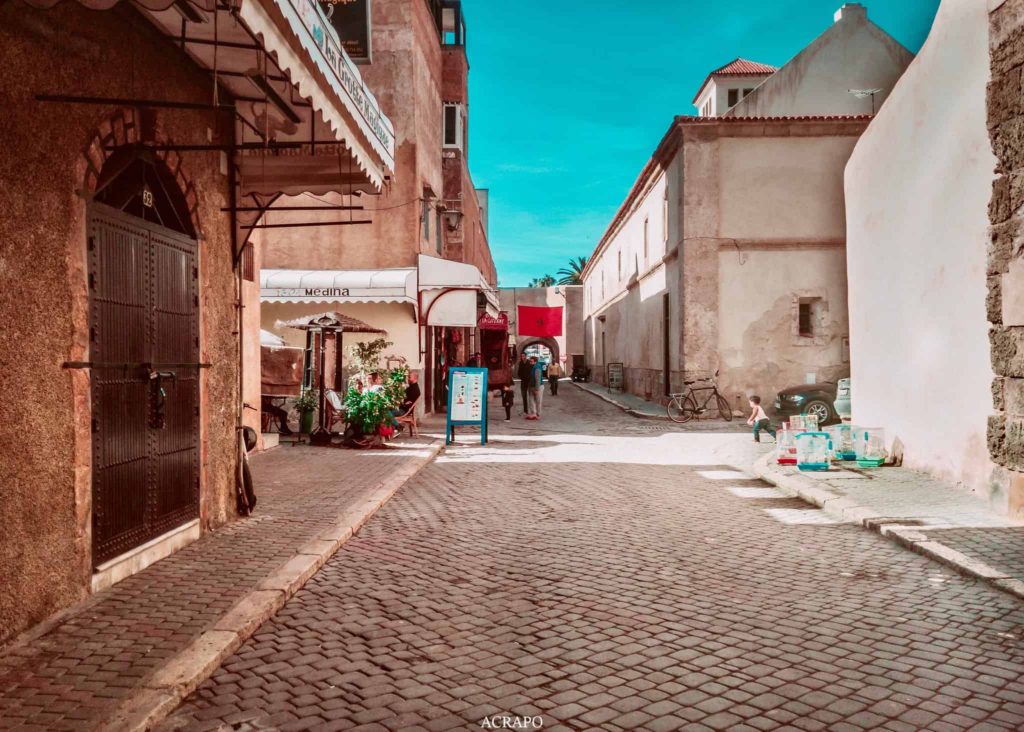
[501,384,515,422]
[547,360,562,396]
[747,395,776,442]
[526,356,544,420]
[516,352,532,414]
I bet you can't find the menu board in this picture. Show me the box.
[450,370,484,421]
[607,362,624,392]
[446,367,489,445]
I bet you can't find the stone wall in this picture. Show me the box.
[0,3,238,644]
[987,0,1024,517]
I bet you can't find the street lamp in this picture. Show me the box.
[848,88,882,115]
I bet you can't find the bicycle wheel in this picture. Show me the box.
[667,395,697,423]
[716,394,733,421]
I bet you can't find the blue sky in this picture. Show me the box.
[462,0,941,286]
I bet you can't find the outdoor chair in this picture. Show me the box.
[396,397,420,437]
[324,389,346,433]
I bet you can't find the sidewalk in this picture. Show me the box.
[754,453,1024,601]
[0,435,442,732]
[572,380,743,429]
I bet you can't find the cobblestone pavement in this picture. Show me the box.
[162,388,1024,732]
[0,438,437,731]
[921,528,1024,582]
[757,456,1024,593]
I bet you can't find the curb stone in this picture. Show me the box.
[101,439,445,732]
[570,381,668,420]
[753,453,1024,604]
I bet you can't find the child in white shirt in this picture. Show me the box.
[747,395,776,443]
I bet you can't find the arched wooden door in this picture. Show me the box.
[88,148,200,568]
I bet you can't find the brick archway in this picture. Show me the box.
[80,108,202,237]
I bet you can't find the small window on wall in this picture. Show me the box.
[643,217,649,259]
[798,303,813,336]
[422,199,431,241]
[241,242,255,282]
[727,89,739,107]
[662,188,669,244]
[443,104,464,150]
[798,297,824,337]
[436,210,443,253]
[743,88,754,97]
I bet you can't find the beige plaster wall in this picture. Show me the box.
[728,4,915,117]
[718,136,857,241]
[718,247,850,410]
[0,4,238,644]
[847,0,996,500]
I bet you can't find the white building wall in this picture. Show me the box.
[845,0,997,502]
[728,4,915,118]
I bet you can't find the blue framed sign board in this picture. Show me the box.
[446,367,488,445]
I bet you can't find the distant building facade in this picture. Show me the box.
[582,3,912,412]
[253,0,498,417]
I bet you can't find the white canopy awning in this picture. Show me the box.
[418,255,489,327]
[28,0,395,193]
[261,268,417,305]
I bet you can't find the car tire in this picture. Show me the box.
[803,399,834,427]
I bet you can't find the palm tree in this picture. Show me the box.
[556,256,589,285]
[528,274,556,288]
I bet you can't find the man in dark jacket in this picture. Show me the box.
[516,352,532,413]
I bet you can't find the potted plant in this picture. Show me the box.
[342,367,407,447]
[294,389,318,434]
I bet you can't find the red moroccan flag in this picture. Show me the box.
[518,305,563,337]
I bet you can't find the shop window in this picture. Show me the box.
[728,89,739,107]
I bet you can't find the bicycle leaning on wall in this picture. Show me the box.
[666,370,733,423]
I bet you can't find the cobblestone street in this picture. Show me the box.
[158,386,1024,731]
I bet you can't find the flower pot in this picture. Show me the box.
[299,410,315,434]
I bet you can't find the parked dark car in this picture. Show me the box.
[773,382,839,426]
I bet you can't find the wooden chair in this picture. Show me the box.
[324,389,346,433]
[395,397,420,437]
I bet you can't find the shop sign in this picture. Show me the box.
[281,0,393,157]
[478,312,509,331]
[319,0,372,62]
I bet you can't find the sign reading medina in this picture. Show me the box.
[517,305,563,338]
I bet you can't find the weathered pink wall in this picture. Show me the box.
[0,3,238,645]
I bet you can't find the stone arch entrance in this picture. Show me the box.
[517,337,560,365]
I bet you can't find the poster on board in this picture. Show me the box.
[320,0,372,62]
[446,367,488,445]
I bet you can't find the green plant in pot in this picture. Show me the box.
[294,389,318,434]
[343,386,396,442]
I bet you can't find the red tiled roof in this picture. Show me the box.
[692,58,777,104]
[709,58,778,76]
[678,114,873,123]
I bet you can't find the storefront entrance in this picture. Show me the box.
[88,151,200,568]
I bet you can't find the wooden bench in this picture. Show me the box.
[395,396,420,437]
